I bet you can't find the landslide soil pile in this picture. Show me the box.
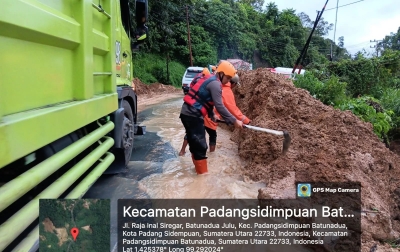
[133,78,180,96]
[230,68,400,251]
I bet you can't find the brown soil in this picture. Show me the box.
[55,227,68,246]
[229,68,400,252]
[42,218,55,233]
[42,217,69,246]
[390,140,400,157]
[133,78,181,97]
[133,77,183,113]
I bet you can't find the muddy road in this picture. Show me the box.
[83,96,310,252]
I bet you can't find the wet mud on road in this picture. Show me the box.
[83,97,181,250]
[83,97,308,251]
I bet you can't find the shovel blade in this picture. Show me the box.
[282,131,291,155]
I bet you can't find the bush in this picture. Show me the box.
[325,50,400,97]
[293,71,323,97]
[132,53,186,87]
[318,75,348,106]
[336,96,394,140]
[294,71,347,106]
[380,88,400,129]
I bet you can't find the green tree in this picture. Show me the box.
[379,26,400,51]
[130,0,376,80]
[338,36,344,48]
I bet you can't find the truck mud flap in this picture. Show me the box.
[110,108,125,149]
[105,108,128,175]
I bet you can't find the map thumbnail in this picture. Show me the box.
[39,199,110,252]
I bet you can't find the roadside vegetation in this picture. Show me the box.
[294,49,400,143]
[130,0,400,143]
[133,53,186,88]
[131,0,346,85]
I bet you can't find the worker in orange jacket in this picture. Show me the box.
[211,65,217,74]
[178,74,250,155]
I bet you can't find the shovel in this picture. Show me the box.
[217,120,291,155]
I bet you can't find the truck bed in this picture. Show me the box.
[0,0,117,167]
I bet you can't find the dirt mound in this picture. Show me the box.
[133,78,180,96]
[230,68,400,251]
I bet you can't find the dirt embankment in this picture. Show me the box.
[133,78,181,97]
[133,78,182,112]
[229,68,400,251]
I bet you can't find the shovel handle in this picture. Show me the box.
[243,125,284,136]
[216,120,285,136]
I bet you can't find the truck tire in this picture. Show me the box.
[121,99,134,166]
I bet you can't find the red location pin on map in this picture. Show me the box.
[70,227,79,241]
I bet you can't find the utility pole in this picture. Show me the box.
[186,5,193,66]
[330,0,339,61]
[292,0,329,74]
[370,39,382,57]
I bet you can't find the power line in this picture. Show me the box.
[325,0,364,11]
[330,0,339,60]
[345,41,370,48]
[333,0,339,44]
[370,39,383,57]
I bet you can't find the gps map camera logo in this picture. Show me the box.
[297,183,311,197]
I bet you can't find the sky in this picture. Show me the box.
[269,0,400,55]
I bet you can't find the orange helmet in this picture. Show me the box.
[216,60,236,77]
[211,66,217,71]
[202,68,210,75]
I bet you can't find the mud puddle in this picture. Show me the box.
[138,98,265,199]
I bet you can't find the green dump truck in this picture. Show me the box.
[0,0,148,250]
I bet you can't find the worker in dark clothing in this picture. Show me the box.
[180,67,212,153]
[179,74,250,155]
[133,17,148,49]
[179,60,243,175]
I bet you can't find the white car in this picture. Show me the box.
[271,67,306,79]
[182,66,204,94]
